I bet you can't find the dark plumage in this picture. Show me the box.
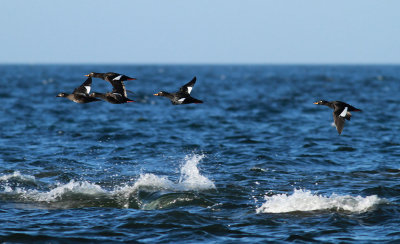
[90,92,135,104]
[85,72,136,82]
[85,72,136,104]
[313,100,362,135]
[153,76,203,105]
[56,77,100,103]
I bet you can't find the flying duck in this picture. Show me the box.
[56,77,100,103]
[313,100,362,135]
[153,76,203,105]
[85,72,136,104]
[84,72,136,82]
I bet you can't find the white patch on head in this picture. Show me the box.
[340,107,348,117]
[113,75,122,81]
[178,98,186,102]
[187,86,193,94]
[84,86,91,93]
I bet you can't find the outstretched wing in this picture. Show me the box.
[104,72,136,82]
[112,74,135,81]
[110,80,128,98]
[333,111,346,135]
[179,76,197,94]
[73,77,92,95]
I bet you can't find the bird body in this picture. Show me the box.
[90,92,134,104]
[56,77,100,103]
[314,100,362,135]
[154,77,203,105]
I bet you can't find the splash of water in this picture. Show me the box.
[256,189,383,214]
[116,154,215,196]
[0,154,215,208]
[179,154,215,190]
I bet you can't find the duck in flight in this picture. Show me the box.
[84,72,136,83]
[56,77,100,103]
[313,100,362,135]
[153,76,203,105]
[85,72,136,104]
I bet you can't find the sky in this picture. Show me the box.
[1,0,399,64]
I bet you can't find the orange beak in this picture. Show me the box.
[84,74,89,77]
[153,93,159,96]
[313,102,318,104]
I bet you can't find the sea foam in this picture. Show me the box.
[256,189,383,214]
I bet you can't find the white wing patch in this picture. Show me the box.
[187,86,193,94]
[113,75,122,81]
[340,107,348,117]
[84,86,91,94]
[178,98,186,102]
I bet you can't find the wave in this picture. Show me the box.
[0,154,215,210]
[256,189,385,214]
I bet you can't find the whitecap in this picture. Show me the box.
[256,189,384,214]
[23,180,106,202]
[0,171,36,182]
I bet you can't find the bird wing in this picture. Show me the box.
[347,104,362,112]
[333,112,345,135]
[339,106,348,117]
[73,77,92,95]
[112,74,134,81]
[179,76,197,94]
[110,80,128,98]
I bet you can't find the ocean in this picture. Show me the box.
[0,64,399,242]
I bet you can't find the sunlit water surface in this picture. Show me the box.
[0,65,399,242]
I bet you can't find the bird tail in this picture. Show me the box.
[193,99,203,104]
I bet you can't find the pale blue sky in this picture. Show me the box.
[1,0,399,64]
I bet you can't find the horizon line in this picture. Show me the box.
[0,62,400,66]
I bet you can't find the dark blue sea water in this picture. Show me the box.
[0,65,399,243]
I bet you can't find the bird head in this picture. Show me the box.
[153,91,166,96]
[84,72,95,77]
[56,93,68,97]
[313,100,329,105]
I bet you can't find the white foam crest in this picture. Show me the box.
[22,180,106,202]
[256,189,383,214]
[0,171,36,182]
[179,154,215,190]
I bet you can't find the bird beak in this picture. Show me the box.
[153,93,159,96]
[313,102,318,104]
[84,74,89,77]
